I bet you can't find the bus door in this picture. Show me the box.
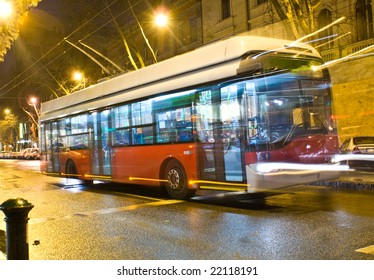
[196,89,218,181]
[44,122,60,174]
[220,84,245,182]
[196,86,245,183]
[89,110,112,176]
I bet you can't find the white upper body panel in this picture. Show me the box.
[40,35,321,121]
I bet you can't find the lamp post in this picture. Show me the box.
[26,97,40,148]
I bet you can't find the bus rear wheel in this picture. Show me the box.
[164,160,195,200]
[66,160,78,178]
[66,160,93,186]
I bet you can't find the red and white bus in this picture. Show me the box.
[39,35,340,199]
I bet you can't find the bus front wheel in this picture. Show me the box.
[164,160,195,200]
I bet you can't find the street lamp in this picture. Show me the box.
[73,71,83,81]
[72,71,86,89]
[155,13,168,27]
[154,6,169,28]
[0,0,12,20]
[29,97,40,117]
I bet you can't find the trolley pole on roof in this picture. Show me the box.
[65,39,112,76]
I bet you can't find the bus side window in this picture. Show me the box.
[177,129,192,142]
[132,127,154,145]
[133,128,143,145]
[114,129,130,147]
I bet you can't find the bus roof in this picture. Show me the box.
[40,35,321,121]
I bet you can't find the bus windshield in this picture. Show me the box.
[246,72,333,148]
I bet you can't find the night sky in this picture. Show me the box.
[0,0,113,107]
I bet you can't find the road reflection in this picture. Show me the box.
[55,178,374,219]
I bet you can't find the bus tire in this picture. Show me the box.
[164,160,195,200]
[66,160,78,178]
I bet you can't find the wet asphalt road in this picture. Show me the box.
[0,159,373,260]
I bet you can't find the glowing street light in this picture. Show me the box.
[29,96,37,105]
[72,70,86,89]
[0,0,12,19]
[155,13,168,27]
[72,71,84,82]
[4,108,10,115]
[28,96,40,117]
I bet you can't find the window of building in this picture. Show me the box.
[356,0,373,41]
[177,17,199,47]
[221,0,231,20]
[318,9,334,50]
[177,21,189,46]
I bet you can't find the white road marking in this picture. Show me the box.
[356,245,374,255]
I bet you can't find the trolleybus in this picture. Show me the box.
[39,35,340,199]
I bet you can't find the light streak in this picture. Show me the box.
[189,180,247,188]
[312,44,374,70]
[332,154,374,163]
[42,172,61,176]
[290,17,347,46]
[315,32,351,49]
[84,174,112,180]
[254,162,350,173]
[254,17,347,60]
[129,177,168,183]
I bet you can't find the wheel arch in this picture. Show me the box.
[65,158,78,176]
[159,157,181,183]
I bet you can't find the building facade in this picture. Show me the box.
[110,1,373,67]
[198,0,374,139]
[200,0,374,62]
[108,0,373,139]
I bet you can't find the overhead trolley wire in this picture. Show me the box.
[0,0,143,98]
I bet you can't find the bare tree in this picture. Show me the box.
[268,0,323,39]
